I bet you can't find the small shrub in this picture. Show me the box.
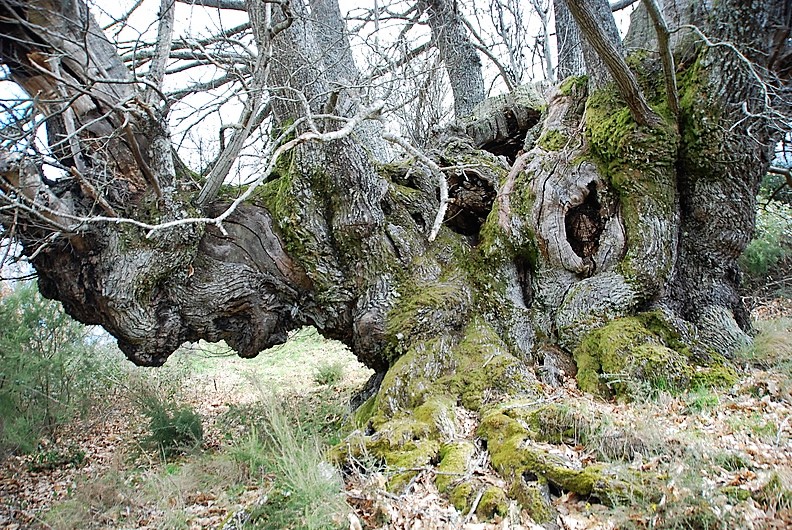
[0,281,120,454]
[740,199,792,282]
[135,387,203,456]
[314,361,345,386]
[148,406,203,455]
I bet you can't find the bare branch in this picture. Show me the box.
[367,41,432,80]
[769,165,792,190]
[116,120,161,200]
[69,168,118,218]
[566,0,661,127]
[3,100,390,241]
[381,133,448,242]
[175,0,247,10]
[196,0,275,206]
[611,0,639,11]
[168,68,249,100]
[460,16,517,91]
[643,0,679,117]
[146,0,177,103]
[269,1,294,39]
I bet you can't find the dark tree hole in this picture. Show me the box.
[565,182,605,259]
[515,255,534,308]
[444,170,497,237]
[481,128,528,164]
[523,471,539,482]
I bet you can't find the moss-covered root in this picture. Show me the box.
[478,411,649,519]
[448,482,511,521]
[334,396,458,492]
[434,442,514,520]
[436,441,476,493]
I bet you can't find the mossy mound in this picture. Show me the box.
[574,312,737,399]
[376,318,538,416]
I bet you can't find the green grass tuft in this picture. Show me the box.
[314,361,345,386]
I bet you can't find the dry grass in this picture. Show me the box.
[5,319,792,530]
[27,327,369,530]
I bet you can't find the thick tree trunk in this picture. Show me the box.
[1,0,790,521]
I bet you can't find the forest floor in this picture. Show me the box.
[0,302,791,530]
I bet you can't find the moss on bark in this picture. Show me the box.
[583,88,679,296]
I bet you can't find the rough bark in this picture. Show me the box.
[553,0,585,80]
[562,0,623,90]
[419,0,486,117]
[1,0,790,520]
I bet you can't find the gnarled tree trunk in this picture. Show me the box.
[1,0,790,521]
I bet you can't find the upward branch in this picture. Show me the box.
[643,0,680,118]
[196,0,276,206]
[146,0,177,104]
[566,0,660,126]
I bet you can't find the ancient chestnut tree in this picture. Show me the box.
[1,0,790,519]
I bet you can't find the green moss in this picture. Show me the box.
[574,315,738,398]
[478,411,645,506]
[583,86,679,292]
[384,440,438,469]
[524,403,584,444]
[677,53,724,180]
[509,479,554,523]
[585,91,639,168]
[574,317,655,396]
[376,316,537,418]
[375,338,448,414]
[558,75,588,96]
[414,396,456,435]
[636,311,691,354]
[538,129,569,151]
[439,319,534,411]
[478,412,529,451]
[375,160,411,183]
[449,483,476,513]
[477,487,509,519]
[436,442,475,493]
[385,438,441,492]
[384,272,470,363]
[368,417,432,451]
[691,363,738,389]
[332,415,443,492]
[353,395,377,428]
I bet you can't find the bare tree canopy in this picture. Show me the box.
[1,0,790,518]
